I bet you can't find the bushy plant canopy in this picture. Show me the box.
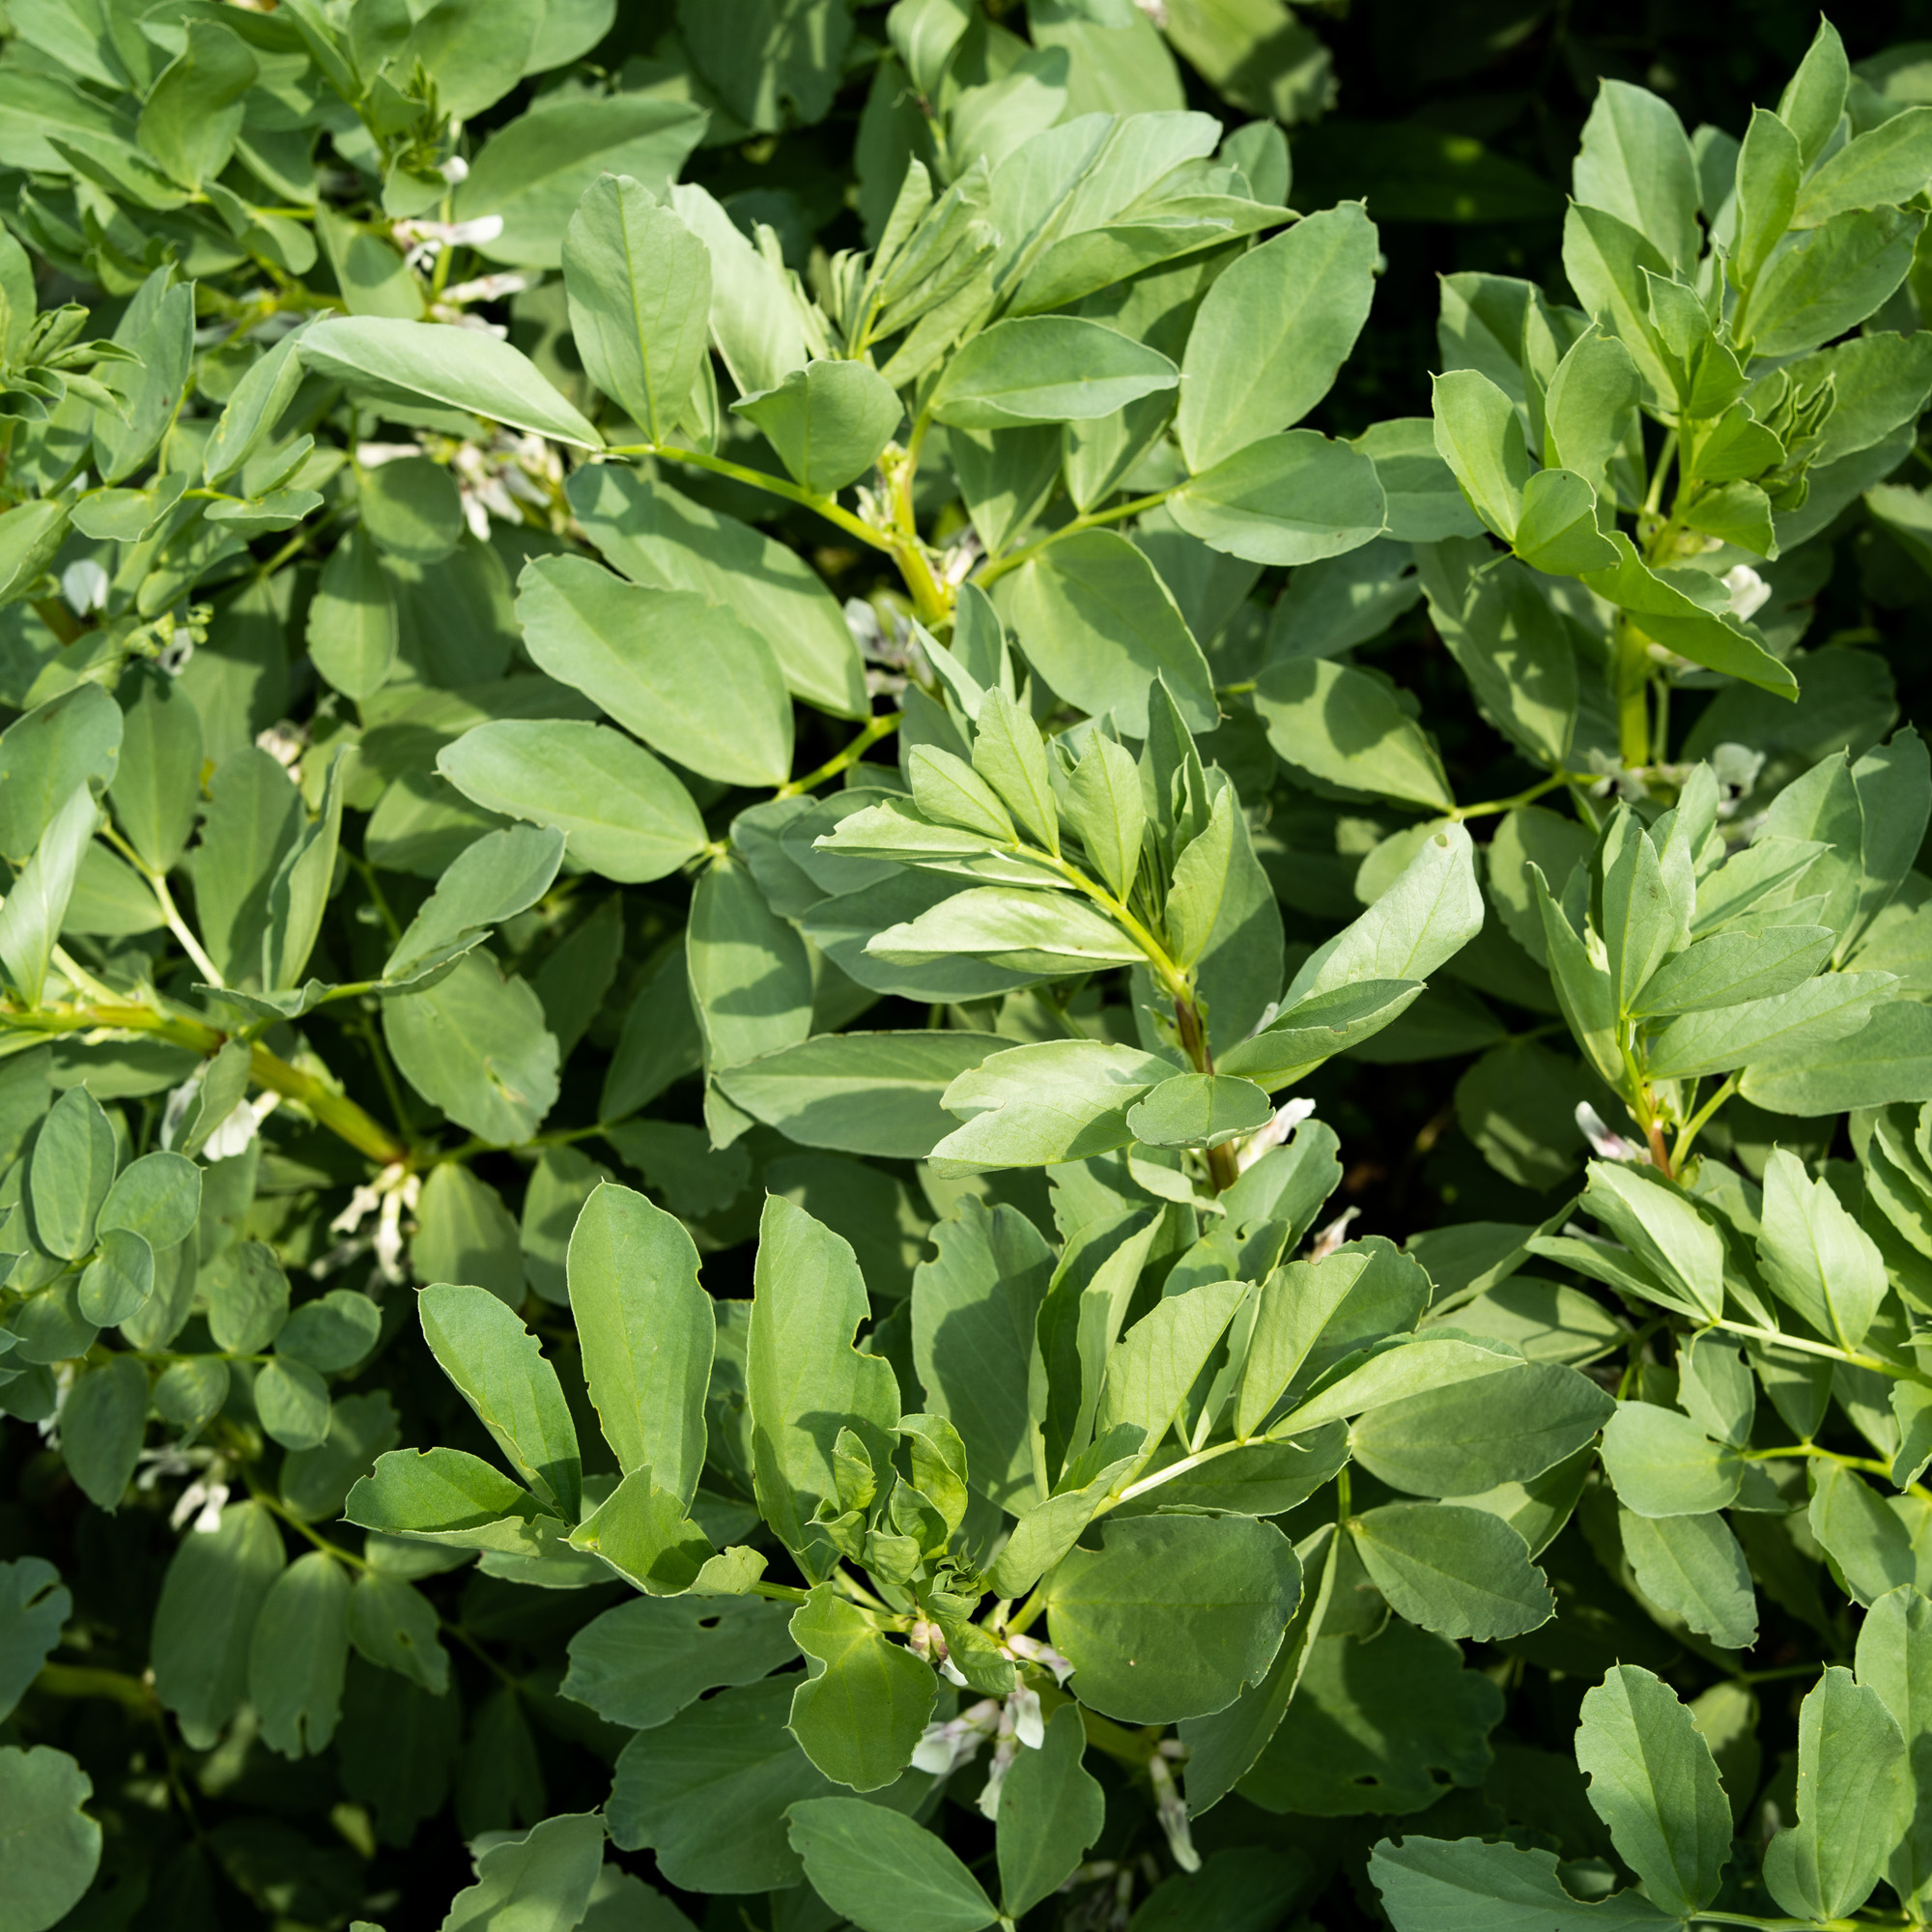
[7,4,1932,1930]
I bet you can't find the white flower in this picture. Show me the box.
[437,155,469,185]
[202,1092,280,1163]
[1236,1095,1316,1173]
[1576,1101,1647,1164]
[1720,563,1772,622]
[61,558,108,615]
[1308,1205,1360,1260]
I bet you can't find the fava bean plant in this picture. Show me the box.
[9,4,1932,1931]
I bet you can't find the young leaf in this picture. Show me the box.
[566,1183,712,1505]
[787,1586,936,1793]
[734,359,904,495]
[1349,1503,1554,1640]
[746,1196,900,1578]
[416,1283,582,1521]
[562,173,710,445]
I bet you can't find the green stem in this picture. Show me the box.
[1712,1315,1912,1384]
[100,826,225,988]
[1449,771,1582,823]
[1670,1071,1740,1171]
[1744,1440,1930,1499]
[975,488,1179,590]
[1613,611,1653,771]
[608,441,895,555]
[2,999,408,1166]
[776,713,903,798]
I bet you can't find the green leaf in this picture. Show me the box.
[999,529,1216,734]
[27,1086,116,1261]
[688,855,814,1094]
[1412,546,1577,770]
[1352,418,1487,542]
[561,174,710,443]
[1272,1335,1525,1439]
[136,19,256,190]
[1236,1236,1432,1438]
[788,1798,995,1932]
[151,1499,287,1748]
[868,887,1143,976]
[1574,80,1700,271]
[516,555,792,787]
[1350,1362,1612,1497]
[0,784,99,1008]
[440,1811,606,1932]
[747,1196,900,1579]
[1349,1502,1553,1640]
[1854,1584,1932,1911]
[261,752,347,991]
[0,683,120,867]
[61,1354,148,1510]
[1125,1072,1270,1150]
[1762,1667,1911,1923]
[1430,368,1528,540]
[995,1700,1104,1910]
[1747,206,1925,359]
[1793,107,1932,228]
[719,1032,1009,1157]
[109,668,202,876]
[276,1291,382,1374]
[1243,1619,1503,1817]
[1047,1512,1301,1722]
[1370,1835,1680,1931]
[1809,1463,1918,1608]
[1757,1146,1886,1351]
[247,1551,351,1759]
[1618,1507,1757,1650]
[301,317,603,450]
[929,317,1178,428]
[1512,468,1617,575]
[256,1357,331,1452]
[1743,999,1932,1115]
[345,1448,550,1554]
[1169,429,1386,566]
[203,1242,290,1356]
[346,1570,447,1696]
[75,1228,154,1329]
[412,1164,525,1308]
[972,687,1060,850]
[417,1282,582,1520]
[1576,1664,1731,1918]
[1646,971,1894,1082]
[1777,18,1849,164]
[734,359,904,495]
[1541,328,1640,501]
[1580,1163,1724,1323]
[569,1470,713,1594]
[0,1559,68,1725]
[929,1039,1174,1170]
[608,1676,839,1890]
[1253,659,1453,810]
[911,1196,1055,1511]
[1095,1277,1249,1446]
[0,1747,101,1932]
[562,1596,799,1730]
[1600,1403,1744,1518]
[788,1584,936,1792]
[1177,203,1378,472]
[461,96,706,270]
[384,949,560,1146]
[380,826,561,985]
[567,1183,712,1504]
[357,456,462,567]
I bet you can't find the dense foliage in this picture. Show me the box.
[11,3,1932,1929]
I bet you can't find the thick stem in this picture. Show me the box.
[776,713,903,798]
[4,1001,407,1165]
[1613,611,1652,771]
[1175,996,1238,1192]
